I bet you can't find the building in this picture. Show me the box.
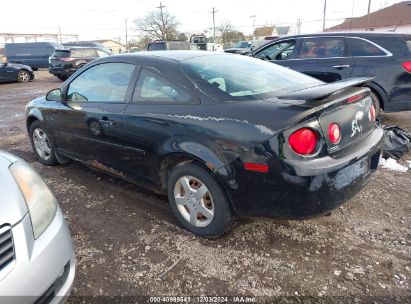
[90,39,127,54]
[325,1,411,33]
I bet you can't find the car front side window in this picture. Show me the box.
[255,41,296,61]
[66,62,135,103]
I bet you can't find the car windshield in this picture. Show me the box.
[234,41,251,49]
[181,54,323,101]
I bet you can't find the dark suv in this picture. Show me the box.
[49,47,109,81]
[252,32,411,113]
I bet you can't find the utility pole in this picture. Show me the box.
[250,15,256,38]
[157,2,166,40]
[350,0,355,32]
[296,19,302,35]
[322,0,327,31]
[210,7,217,51]
[58,25,62,43]
[125,19,128,50]
[366,0,372,31]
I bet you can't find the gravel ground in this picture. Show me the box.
[0,71,410,304]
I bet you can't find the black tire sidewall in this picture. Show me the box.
[167,163,233,238]
[29,121,58,166]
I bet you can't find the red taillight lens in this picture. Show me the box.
[370,104,376,121]
[347,93,364,103]
[402,61,411,73]
[60,57,75,62]
[328,123,341,144]
[243,163,269,173]
[288,128,318,155]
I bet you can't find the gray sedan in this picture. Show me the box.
[0,151,75,303]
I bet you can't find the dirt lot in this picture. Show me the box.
[0,71,410,303]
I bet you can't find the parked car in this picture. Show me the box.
[63,42,111,54]
[49,47,110,81]
[225,40,268,55]
[147,41,192,51]
[0,150,75,303]
[251,32,411,113]
[0,59,34,83]
[5,42,63,71]
[26,51,383,237]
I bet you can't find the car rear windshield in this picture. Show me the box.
[52,50,70,58]
[181,54,323,101]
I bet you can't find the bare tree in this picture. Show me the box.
[218,20,245,45]
[134,10,179,41]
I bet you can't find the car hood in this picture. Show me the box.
[0,151,29,226]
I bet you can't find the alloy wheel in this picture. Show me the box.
[32,128,52,160]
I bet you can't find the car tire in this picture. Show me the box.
[370,91,381,116]
[57,75,68,81]
[167,162,234,238]
[29,120,58,166]
[17,70,30,83]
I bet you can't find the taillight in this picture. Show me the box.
[288,128,318,155]
[347,93,364,103]
[402,61,411,73]
[328,123,341,144]
[60,57,75,62]
[370,104,376,121]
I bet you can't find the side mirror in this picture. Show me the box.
[46,88,63,102]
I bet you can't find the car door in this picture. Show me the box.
[121,66,198,185]
[293,36,354,83]
[49,60,137,169]
[0,63,7,81]
[0,63,17,81]
[253,39,298,69]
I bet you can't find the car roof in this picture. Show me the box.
[120,50,222,62]
[278,31,406,39]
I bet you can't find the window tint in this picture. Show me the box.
[147,43,166,51]
[254,40,295,61]
[133,69,192,103]
[83,49,98,57]
[300,38,345,59]
[348,38,386,56]
[67,63,134,103]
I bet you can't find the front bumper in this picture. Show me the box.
[0,207,75,304]
[48,68,75,77]
[225,127,384,219]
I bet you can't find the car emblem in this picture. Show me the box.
[351,111,364,137]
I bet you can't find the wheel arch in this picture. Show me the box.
[26,111,44,133]
[364,81,388,110]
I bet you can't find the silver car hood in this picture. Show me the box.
[0,151,28,226]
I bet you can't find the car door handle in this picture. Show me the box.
[99,118,115,126]
[332,64,350,69]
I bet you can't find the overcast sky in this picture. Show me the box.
[0,0,403,43]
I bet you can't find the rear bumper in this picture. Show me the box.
[224,127,384,219]
[48,68,76,77]
[0,207,75,304]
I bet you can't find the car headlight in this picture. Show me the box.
[9,162,57,239]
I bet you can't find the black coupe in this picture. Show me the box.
[0,61,34,83]
[25,51,384,237]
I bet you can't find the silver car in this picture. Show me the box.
[0,151,75,303]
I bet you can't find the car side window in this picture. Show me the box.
[70,49,84,58]
[348,38,386,56]
[66,63,135,103]
[299,38,345,59]
[255,40,296,61]
[83,49,98,57]
[133,69,192,103]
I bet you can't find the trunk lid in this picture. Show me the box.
[277,78,376,154]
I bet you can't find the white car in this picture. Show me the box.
[0,151,75,304]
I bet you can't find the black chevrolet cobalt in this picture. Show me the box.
[26,51,383,237]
